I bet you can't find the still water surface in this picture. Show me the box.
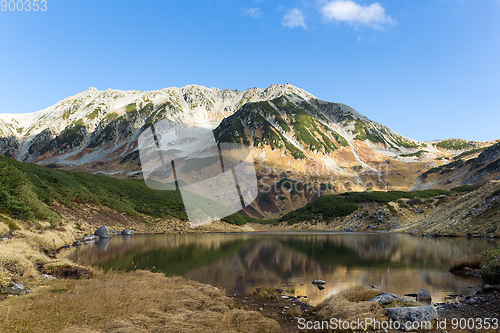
[61,232,500,305]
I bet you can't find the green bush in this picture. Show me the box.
[7,221,19,231]
[221,213,247,226]
[281,196,358,225]
[262,194,272,204]
[242,215,278,225]
[449,185,480,193]
[481,248,500,284]
[400,150,428,158]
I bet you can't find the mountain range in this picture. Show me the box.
[1,84,498,218]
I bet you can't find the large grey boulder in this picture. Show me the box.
[384,305,438,331]
[94,226,112,239]
[369,292,411,306]
[416,288,431,304]
[121,229,134,235]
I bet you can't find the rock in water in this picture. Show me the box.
[94,226,112,239]
[417,288,432,304]
[121,229,134,235]
[369,292,413,306]
[83,235,98,242]
[312,280,326,285]
[384,305,437,331]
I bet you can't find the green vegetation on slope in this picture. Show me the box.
[39,120,87,154]
[88,103,157,149]
[279,187,475,225]
[421,159,465,178]
[216,118,251,146]
[436,139,475,150]
[400,150,428,158]
[454,146,487,159]
[280,195,358,225]
[478,159,500,174]
[352,120,386,145]
[0,156,187,225]
[342,115,419,149]
[215,96,353,159]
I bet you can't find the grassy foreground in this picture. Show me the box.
[0,156,276,332]
[0,270,281,333]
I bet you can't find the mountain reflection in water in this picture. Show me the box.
[61,232,500,305]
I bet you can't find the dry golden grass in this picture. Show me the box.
[0,239,79,286]
[251,287,280,300]
[0,222,9,235]
[338,285,380,303]
[17,225,80,252]
[314,286,387,329]
[449,254,487,272]
[285,306,303,318]
[0,270,282,333]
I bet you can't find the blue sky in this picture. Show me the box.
[0,0,499,142]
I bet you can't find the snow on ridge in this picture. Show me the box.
[0,83,310,121]
[1,83,326,162]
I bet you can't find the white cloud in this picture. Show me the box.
[242,7,263,18]
[282,8,307,29]
[321,0,396,29]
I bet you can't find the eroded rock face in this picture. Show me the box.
[94,226,112,239]
[384,305,438,331]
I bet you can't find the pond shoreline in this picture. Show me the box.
[2,225,499,332]
[52,226,499,257]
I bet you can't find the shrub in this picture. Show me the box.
[407,198,422,206]
[449,185,480,193]
[7,221,19,231]
[397,200,408,209]
[400,150,428,158]
[221,213,246,226]
[481,248,500,284]
[262,194,272,204]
